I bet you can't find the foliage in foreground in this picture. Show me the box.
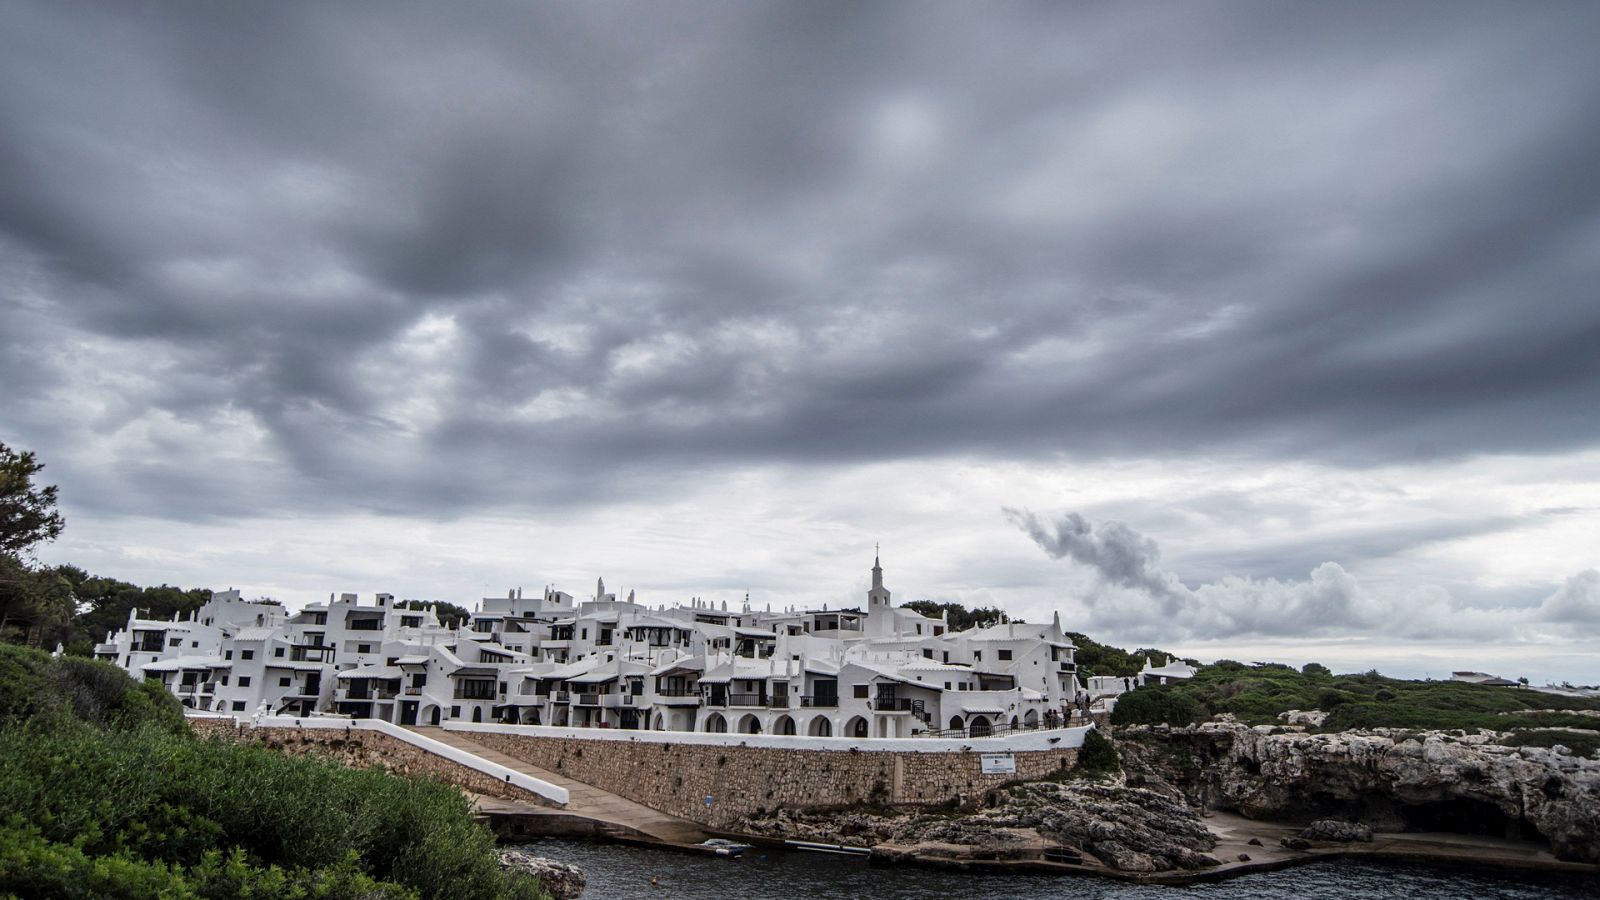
[0,644,545,900]
[1108,661,1600,735]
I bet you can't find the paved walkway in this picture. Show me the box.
[409,726,706,845]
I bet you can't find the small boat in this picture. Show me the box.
[784,839,872,857]
[698,838,753,858]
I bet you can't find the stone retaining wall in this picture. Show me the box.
[188,718,552,805]
[465,730,1079,828]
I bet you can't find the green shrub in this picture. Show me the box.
[1499,730,1600,759]
[1109,687,1203,727]
[1073,728,1121,778]
[0,643,546,900]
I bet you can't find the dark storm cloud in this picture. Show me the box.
[3,1,1600,522]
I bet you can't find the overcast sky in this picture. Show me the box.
[3,2,1597,682]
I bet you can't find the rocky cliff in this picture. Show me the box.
[739,781,1220,872]
[1118,721,1600,864]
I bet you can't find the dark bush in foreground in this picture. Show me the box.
[0,643,545,900]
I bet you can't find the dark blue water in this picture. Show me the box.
[519,838,1599,899]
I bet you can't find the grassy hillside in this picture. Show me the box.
[0,643,546,900]
[1110,660,1600,738]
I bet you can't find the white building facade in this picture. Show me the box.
[96,556,1087,738]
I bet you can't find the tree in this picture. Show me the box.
[0,442,68,645]
[397,599,470,629]
[1302,662,1333,679]
[0,441,64,558]
[899,600,1007,631]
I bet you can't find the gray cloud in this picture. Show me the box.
[1,1,1599,531]
[1007,507,1600,641]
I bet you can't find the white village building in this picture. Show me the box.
[95,554,1090,738]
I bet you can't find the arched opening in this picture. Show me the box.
[808,716,832,737]
[704,713,727,733]
[949,715,965,733]
[473,706,483,723]
[523,709,542,725]
[653,713,666,731]
[425,705,441,727]
[737,714,762,734]
[969,715,991,737]
[1023,709,1039,728]
[775,715,796,735]
[1009,715,1019,730]
[847,716,869,739]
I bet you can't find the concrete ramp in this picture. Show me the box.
[409,727,707,845]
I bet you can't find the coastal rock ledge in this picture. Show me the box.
[498,848,586,899]
[1119,722,1600,864]
[741,782,1221,872]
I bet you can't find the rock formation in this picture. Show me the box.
[498,848,586,899]
[1119,721,1600,863]
[740,781,1220,872]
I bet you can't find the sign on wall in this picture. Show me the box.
[979,753,1016,775]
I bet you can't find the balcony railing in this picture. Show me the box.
[454,690,497,701]
[655,687,697,697]
[868,697,919,713]
[799,695,838,708]
[767,695,790,708]
[554,691,571,702]
[576,693,601,706]
[727,693,766,707]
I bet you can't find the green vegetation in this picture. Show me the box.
[900,600,1008,631]
[1072,728,1122,779]
[1500,729,1600,759]
[0,643,546,900]
[1065,632,1187,680]
[1108,685,1204,727]
[398,599,471,629]
[1108,659,1600,739]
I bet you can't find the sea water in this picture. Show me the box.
[515,838,1600,900]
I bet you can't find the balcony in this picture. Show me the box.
[553,691,571,703]
[766,695,791,709]
[869,697,917,713]
[799,695,838,708]
[576,693,601,707]
[727,692,766,707]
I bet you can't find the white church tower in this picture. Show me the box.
[865,545,895,638]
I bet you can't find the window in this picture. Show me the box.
[974,651,982,662]
[998,649,1013,661]
[274,647,285,657]
[225,650,232,660]
[451,706,460,718]
[240,649,254,660]
[191,641,199,648]
[232,701,245,712]
[279,677,291,687]
[944,682,951,690]
[221,675,229,685]
[853,685,869,699]
[357,644,371,654]
[922,648,933,659]
[169,637,181,647]
[238,676,251,687]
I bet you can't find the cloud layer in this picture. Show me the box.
[1,3,1597,677]
[3,3,1600,523]
[1008,508,1600,642]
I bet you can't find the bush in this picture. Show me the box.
[0,643,184,733]
[1301,662,1332,679]
[1110,687,1203,727]
[1073,728,1121,778]
[0,643,547,900]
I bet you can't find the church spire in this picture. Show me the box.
[871,544,883,592]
